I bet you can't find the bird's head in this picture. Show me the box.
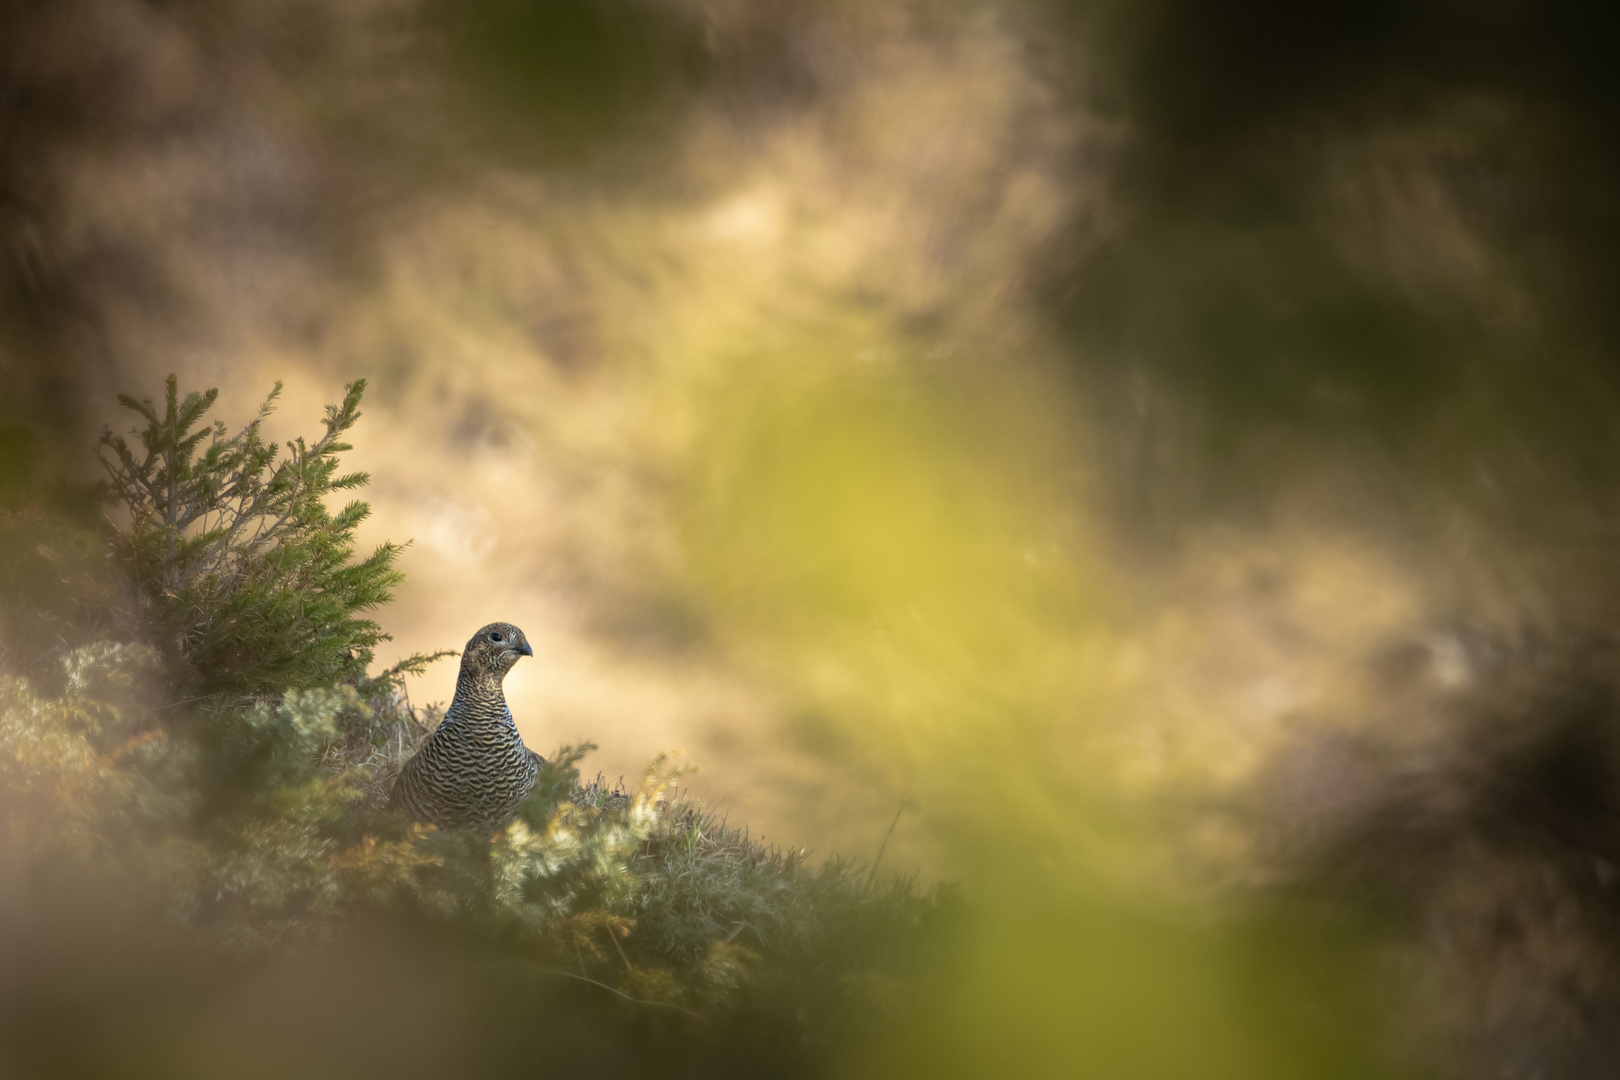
[459,621,534,680]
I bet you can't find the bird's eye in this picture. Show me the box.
[490,632,503,642]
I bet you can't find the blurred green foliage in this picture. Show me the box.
[857,897,1393,1080]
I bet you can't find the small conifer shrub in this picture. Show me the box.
[99,375,405,697]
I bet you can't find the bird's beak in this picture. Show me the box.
[517,642,534,657]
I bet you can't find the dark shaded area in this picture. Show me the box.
[1041,0,1620,545]
[0,425,38,505]
[1260,632,1620,1078]
[1111,1,1620,141]
[438,0,713,166]
[0,921,839,1080]
[0,447,117,686]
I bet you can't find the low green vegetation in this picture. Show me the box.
[0,377,954,1075]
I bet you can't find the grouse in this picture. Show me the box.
[390,621,546,832]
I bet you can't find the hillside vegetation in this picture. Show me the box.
[0,377,953,1077]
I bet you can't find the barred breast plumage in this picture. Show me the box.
[390,621,546,833]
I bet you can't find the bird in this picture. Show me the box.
[390,621,546,833]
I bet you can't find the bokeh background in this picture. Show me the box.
[8,1,1620,1076]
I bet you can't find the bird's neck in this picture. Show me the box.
[452,669,509,718]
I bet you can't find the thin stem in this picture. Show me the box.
[532,966,706,1021]
[865,798,909,888]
